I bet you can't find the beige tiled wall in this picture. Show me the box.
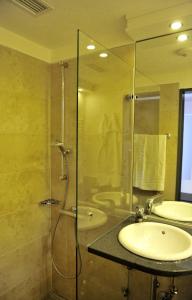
[0,45,51,299]
[159,83,179,200]
[51,61,77,300]
[134,99,159,135]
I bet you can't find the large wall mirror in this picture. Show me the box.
[134,29,192,207]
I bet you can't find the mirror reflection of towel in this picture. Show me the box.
[133,134,166,191]
[97,113,121,188]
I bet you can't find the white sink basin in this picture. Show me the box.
[152,201,192,222]
[92,192,138,208]
[78,206,107,231]
[118,222,192,261]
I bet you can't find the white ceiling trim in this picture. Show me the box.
[0,25,52,62]
[125,1,192,41]
[0,25,76,63]
[51,46,76,63]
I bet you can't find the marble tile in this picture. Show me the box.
[0,206,51,256]
[0,236,51,295]
[0,44,51,299]
[0,268,51,300]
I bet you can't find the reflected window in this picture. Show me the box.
[178,89,192,202]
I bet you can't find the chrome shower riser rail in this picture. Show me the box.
[55,61,69,181]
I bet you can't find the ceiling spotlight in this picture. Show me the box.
[86,44,96,50]
[170,21,182,30]
[99,52,108,58]
[177,34,188,42]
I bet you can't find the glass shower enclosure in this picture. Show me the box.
[77,30,135,300]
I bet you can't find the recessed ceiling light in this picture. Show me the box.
[99,52,108,58]
[170,21,182,30]
[177,33,188,42]
[86,44,96,50]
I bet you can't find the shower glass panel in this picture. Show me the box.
[77,31,134,300]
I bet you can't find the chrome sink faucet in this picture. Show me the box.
[146,193,163,215]
[135,205,146,222]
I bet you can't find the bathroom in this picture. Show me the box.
[0,0,192,300]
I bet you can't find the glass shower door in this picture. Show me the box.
[77,30,134,300]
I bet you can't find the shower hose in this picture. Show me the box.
[51,151,82,299]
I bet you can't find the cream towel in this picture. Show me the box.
[97,113,121,187]
[133,134,166,191]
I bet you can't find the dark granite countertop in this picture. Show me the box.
[88,216,192,277]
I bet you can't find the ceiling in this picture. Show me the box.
[0,0,192,59]
[135,28,192,90]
